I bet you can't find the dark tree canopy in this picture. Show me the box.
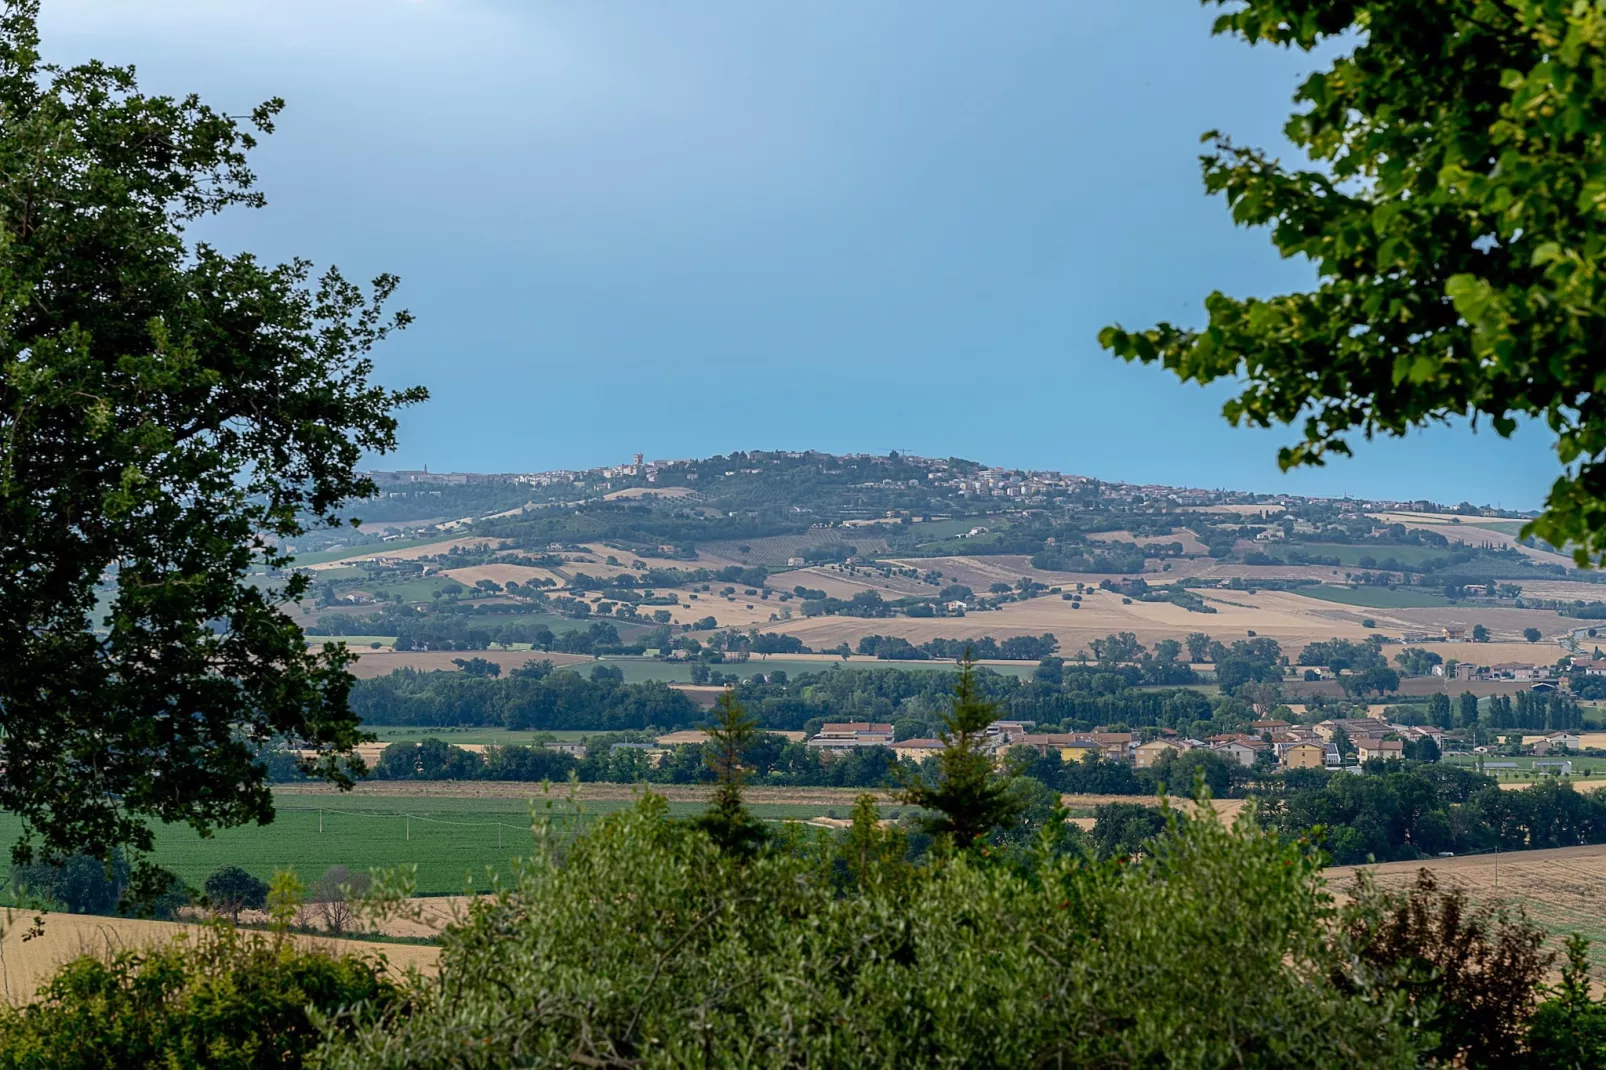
[0,4,423,873]
[1101,0,1606,562]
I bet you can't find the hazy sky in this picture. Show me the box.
[45,1,1556,507]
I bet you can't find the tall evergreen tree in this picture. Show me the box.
[899,653,1024,848]
[691,690,767,857]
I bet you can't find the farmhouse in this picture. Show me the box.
[1015,734,1100,762]
[892,738,944,763]
[1278,742,1326,770]
[806,722,895,751]
[1355,738,1405,762]
[1312,718,1388,743]
[1090,732,1135,761]
[1210,740,1261,768]
[1486,662,1544,681]
[1134,738,1198,769]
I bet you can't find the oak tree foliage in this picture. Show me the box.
[0,2,424,875]
[1102,0,1606,562]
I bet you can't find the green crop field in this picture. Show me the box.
[1295,586,1454,609]
[1441,753,1606,782]
[1460,520,1529,536]
[1294,543,1451,568]
[289,536,453,567]
[0,793,895,900]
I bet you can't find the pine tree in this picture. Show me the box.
[692,690,767,857]
[899,653,1024,848]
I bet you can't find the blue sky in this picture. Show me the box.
[47,0,1555,507]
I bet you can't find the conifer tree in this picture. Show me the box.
[692,690,767,857]
[899,653,1024,848]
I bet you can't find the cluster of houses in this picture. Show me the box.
[800,714,1474,772]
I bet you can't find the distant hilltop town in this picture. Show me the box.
[363,449,1531,519]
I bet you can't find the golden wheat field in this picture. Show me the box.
[1325,843,1606,980]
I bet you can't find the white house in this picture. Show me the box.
[1210,740,1260,768]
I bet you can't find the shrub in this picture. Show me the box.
[0,925,403,1069]
[1332,870,1551,1067]
[317,797,1423,1066]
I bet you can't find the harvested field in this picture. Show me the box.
[700,531,889,569]
[602,486,698,501]
[1059,793,1248,820]
[771,584,1382,661]
[1290,677,1556,700]
[0,909,438,1003]
[343,649,595,679]
[779,564,932,601]
[1497,779,1606,793]
[1366,511,1574,568]
[440,563,564,588]
[1325,843,1606,980]
[1177,504,1288,517]
[303,537,508,571]
[1502,578,1606,602]
[1087,530,1210,555]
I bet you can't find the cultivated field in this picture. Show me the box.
[1367,511,1575,568]
[602,486,698,501]
[441,563,564,588]
[1326,843,1606,980]
[302,537,509,571]
[1087,529,1211,555]
[343,649,596,679]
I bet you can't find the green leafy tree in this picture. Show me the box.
[691,690,766,857]
[1524,626,1543,643]
[1099,1,1606,562]
[898,653,1024,848]
[1473,624,1491,643]
[0,5,424,873]
[203,865,269,924]
[1527,936,1606,1068]
[1460,691,1481,729]
[1428,692,1453,730]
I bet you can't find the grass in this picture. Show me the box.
[1294,586,1455,609]
[1467,520,1529,536]
[1294,543,1451,568]
[0,792,898,900]
[289,536,452,567]
[1442,753,1606,781]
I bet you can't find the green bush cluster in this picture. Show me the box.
[0,925,401,1069]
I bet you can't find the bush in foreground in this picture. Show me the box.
[317,796,1422,1067]
[0,925,402,1070]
